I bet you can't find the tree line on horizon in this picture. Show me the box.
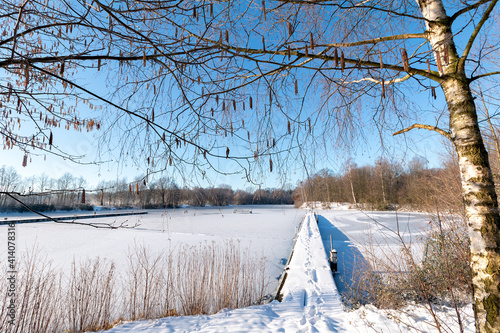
[0,152,469,213]
[0,167,294,211]
[294,155,464,214]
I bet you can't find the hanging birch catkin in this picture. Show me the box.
[210,3,213,17]
[98,58,101,71]
[288,22,293,37]
[401,48,409,72]
[129,184,132,193]
[262,36,266,51]
[262,0,266,20]
[295,79,298,95]
[249,96,253,109]
[305,44,308,57]
[269,157,273,172]
[443,44,449,64]
[340,51,345,73]
[49,131,53,146]
[381,79,385,99]
[100,189,104,205]
[287,45,291,60]
[143,51,147,66]
[426,59,431,73]
[310,33,314,50]
[226,147,230,158]
[287,120,291,134]
[435,51,443,74]
[24,65,29,88]
[379,50,383,69]
[81,189,86,204]
[22,154,27,167]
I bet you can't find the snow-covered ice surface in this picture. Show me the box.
[0,205,304,295]
[317,207,431,294]
[317,207,475,332]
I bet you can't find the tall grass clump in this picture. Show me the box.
[67,258,116,332]
[122,245,174,320]
[176,241,267,315]
[1,242,268,332]
[0,251,63,333]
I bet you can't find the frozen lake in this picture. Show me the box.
[0,205,305,295]
[317,207,430,294]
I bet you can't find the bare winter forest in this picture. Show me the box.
[0,152,464,212]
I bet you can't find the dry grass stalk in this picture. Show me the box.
[67,258,116,332]
[0,252,63,333]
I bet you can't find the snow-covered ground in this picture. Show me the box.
[1,206,474,332]
[100,209,475,333]
[317,207,431,294]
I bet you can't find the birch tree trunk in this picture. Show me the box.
[417,0,500,331]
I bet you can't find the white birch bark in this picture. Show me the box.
[416,1,500,331]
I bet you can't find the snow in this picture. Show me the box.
[317,209,431,294]
[0,205,304,295]
[97,209,474,332]
[1,206,475,332]
[103,212,346,333]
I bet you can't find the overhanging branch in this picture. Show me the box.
[458,0,499,71]
[470,70,500,81]
[393,123,451,141]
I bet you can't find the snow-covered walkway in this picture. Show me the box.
[103,212,346,332]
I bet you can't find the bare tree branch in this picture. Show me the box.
[393,123,451,141]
